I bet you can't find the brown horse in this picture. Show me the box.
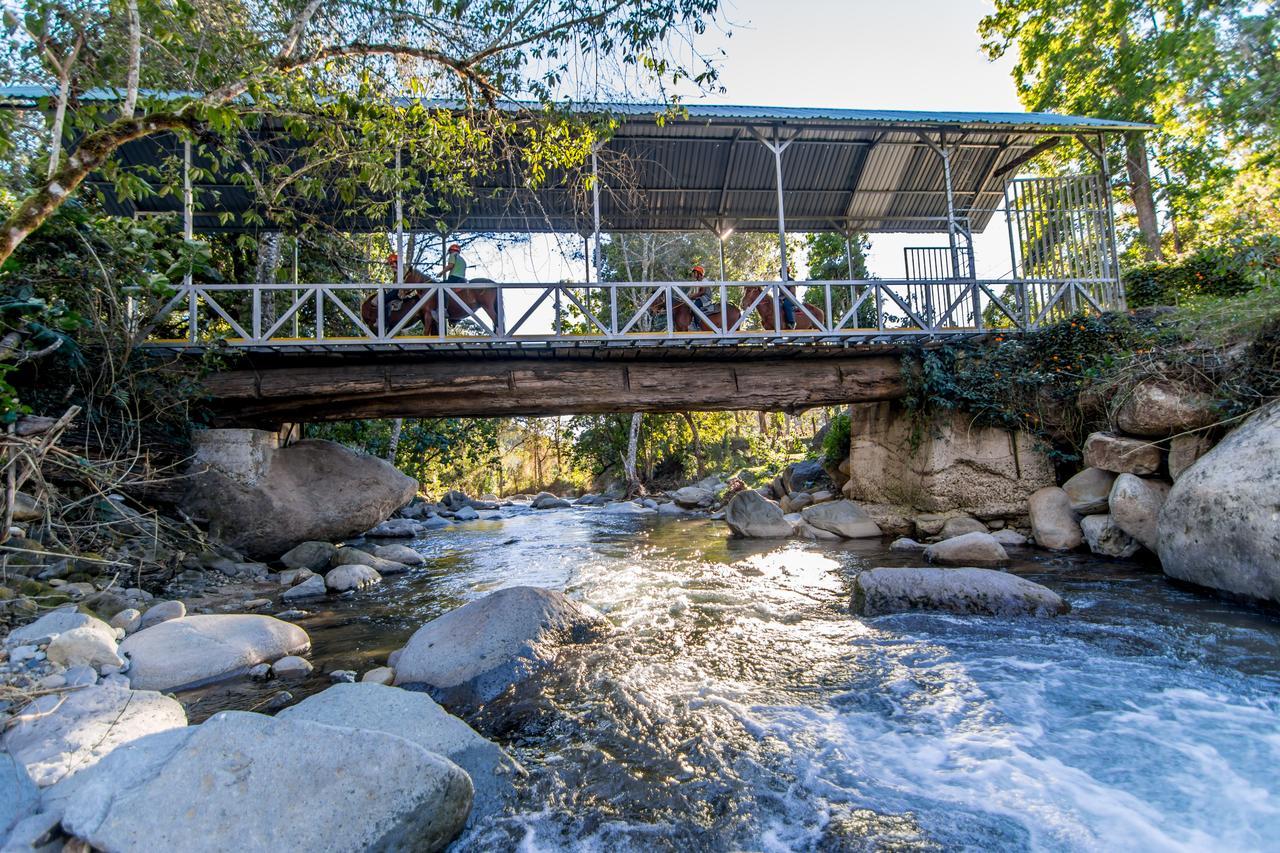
[360,270,500,337]
[741,285,825,331]
[671,299,742,333]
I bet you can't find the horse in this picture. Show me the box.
[360,270,500,337]
[741,285,825,331]
[671,298,742,333]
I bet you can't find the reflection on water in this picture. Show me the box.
[181,507,1280,852]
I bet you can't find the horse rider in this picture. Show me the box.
[778,268,798,330]
[382,252,426,324]
[687,263,713,331]
[442,243,467,284]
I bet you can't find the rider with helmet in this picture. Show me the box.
[442,243,467,283]
[687,263,712,331]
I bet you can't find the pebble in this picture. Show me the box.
[271,656,313,678]
[248,663,272,681]
[242,598,271,610]
[329,670,357,684]
[263,691,293,711]
[275,609,309,620]
[361,667,395,686]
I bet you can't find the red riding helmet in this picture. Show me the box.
[448,243,461,253]
[385,252,399,266]
[691,264,705,276]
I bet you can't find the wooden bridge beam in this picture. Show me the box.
[203,355,906,425]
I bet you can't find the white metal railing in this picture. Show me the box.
[141,277,1125,349]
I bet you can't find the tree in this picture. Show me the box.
[979,0,1280,260]
[0,0,725,267]
[802,231,876,326]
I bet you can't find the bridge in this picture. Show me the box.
[0,92,1142,421]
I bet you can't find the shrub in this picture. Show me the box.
[1124,241,1278,307]
[820,410,851,467]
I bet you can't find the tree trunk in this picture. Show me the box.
[0,114,194,266]
[386,417,403,464]
[622,412,642,496]
[255,232,283,328]
[1125,132,1163,262]
[681,411,705,477]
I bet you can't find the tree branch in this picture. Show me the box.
[122,0,141,120]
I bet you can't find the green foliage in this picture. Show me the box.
[820,411,851,468]
[1124,239,1280,307]
[308,418,501,495]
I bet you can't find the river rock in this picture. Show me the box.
[183,433,417,559]
[1115,380,1217,437]
[780,492,813,514]
[657,501,685,516]
[361,666,395,685]
[1080,514,1141,558]
[325,565,381,593]
[282,682,522,819]
[782,460,835,495]
[991,529,1029,547]
[532,492,571,509]
[119,614,311,692]
[329,548,410,576]
[453,505,481,521]
[45,625,125,672]
[800,500,882,539]
[1109,474,1170,552]
[1082,432,1162,476]
[891,537,927,551]
[724,490,792,538]
[6,607,99,648]
[140,599,186,630]
[923,531,1009,566]
[12,491,42,522]
[796,521,841,540]
[1157,403,1280,603]
[1,750,39,840]
[394,586,608,709]
[852,567,1068,617]
[370,543,425,566]
[2,683,186,786]
[1168,433,1215,481]
[1062,467,1116,514]
[279,541,338,572]
[365,518,419,538]
[109,608,142,634]
[671,486,714,508]
[271,655,313,678]
[846,401,1056,518]
[54,711,472,853]
[1028,487,1083,551]
[575,493,605,506]
[281,575,325,601]
[938,516,987,539]
[600,501,656,515]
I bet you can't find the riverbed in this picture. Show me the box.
[183,506,1280,852]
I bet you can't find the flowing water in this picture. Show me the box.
[183,506,1280,852]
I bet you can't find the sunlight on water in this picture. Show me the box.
[181,507,1280,851]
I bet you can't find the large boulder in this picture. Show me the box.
[1109,474,1170,552]
[531,492,571,509]
[724,490,792,538]
[851,567,1068,617]
[1082,432,1161,476]
[845,401,1055,518]
[3,683,186,786]
[282,683,522,819]
[1158,403,1280,604]
[1062,467,1116,515]
[1080,514,1141,558]
[394,586,608,709]
[1027,487,1083,551]
[800,500,882,539]
[782,460,834,495]
[923,531,1009,566]
[671,486,714,509]
[182,431,417,559]
[1115,380,1217,437]
[53,711,472,853]
[119,614,311,692]
[6,607,102,648]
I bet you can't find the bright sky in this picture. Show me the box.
[461,0,1024,322]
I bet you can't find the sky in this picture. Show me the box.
[461,0,1025,316]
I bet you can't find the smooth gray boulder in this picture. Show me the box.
[600,501,656,515]
[1082,432,1162,476]
[281,574,325,601]
[1062,467,1116,515]
[800,500,882,539]
[724,490,792,538]
[852,567,1068,617]
[279,541,338,572]
[890,537,926,551]
[2,683,186,786]
[325,564,382,592]
[453,505,481,521]
[183,434,418,560]
[938,516,987,539]
[394,586,608,709]
[1,751,39,839]
[270,655,313,678]
[923,531,1009,566]
[119,615,311,692]
[55,711,472,853]
[991,529,1029,547]
[5,607,100,648]
[1109,474,1170,552]
[139,599,186,630]
[365,518,418,538]
[328,547,409,575]
[109,608,142,634]
[1028,487,1083,551]
[282,683,522,819]
[1080,514,1141,558]
[370,543,425,566]
[45,625,124,672]
[671,486,714,508]
[531,492,571,509]
[1158,403,1280,604]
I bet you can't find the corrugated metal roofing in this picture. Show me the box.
[0,86,1146,234]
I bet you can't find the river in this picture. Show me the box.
[182,506,1280,852]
